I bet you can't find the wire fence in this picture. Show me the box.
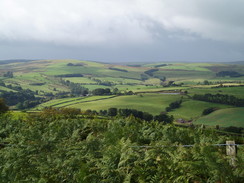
[130,144,244,148]
[1,143,243,149]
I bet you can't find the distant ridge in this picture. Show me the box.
[0,59,36,65]
[222,61,244,65]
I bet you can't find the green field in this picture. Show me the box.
[34,92,236,121]
[35,93,182,115]
[35,95,115,110]
[1,59,244,127]
[1,59,244,93]
[194,108,244,127]
[69,93,181,115]
[169,99,232,121]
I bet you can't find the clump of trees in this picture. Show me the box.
[0,80,6,87]
[29,82,46,86]
[166,100,182,112]
[154,112,174,124]
[216,71,243,77]
[144,68,159,76]
[0,90,42,109]
[92,88,111,95]
[154,64,168,68]
[0,83,23,91]
[109,67,128,72]
[67,63,84,66]
[3,71,13,78]
[55,73,84,77]
[193,93,244,107]
[202,107,219,115]
[98,108,173,123]
[60,79,89,96]
[0,98,8,114]
[140,73,149,81]
[154,75,166,81]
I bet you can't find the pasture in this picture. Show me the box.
[169,99,232,121]
[1,59,244,127]
[194,108,244,127]
[68,94,179,115]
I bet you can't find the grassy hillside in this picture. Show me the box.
[34,93,233,120]
[1,59,244,127]
[194,107,244,127]
[34,93,181,115]
[169,99,232,121]
[1,59,244,92]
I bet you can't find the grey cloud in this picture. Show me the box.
[0,0,244,45]
[0,0,244,62]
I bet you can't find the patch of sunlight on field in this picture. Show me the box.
[68,94,182,115]
[194,108,244,127]
[169,99,231,121]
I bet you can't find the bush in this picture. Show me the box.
[0,98,9,114]
[107,108,117,116]
[154,112,174,124]
[202,107,218,115]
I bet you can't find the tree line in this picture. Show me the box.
[99,108,173,123]
[40,107,173,124]
[193,93,244,107]
[216,71,243,77]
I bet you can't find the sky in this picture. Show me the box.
[0,0,244,63]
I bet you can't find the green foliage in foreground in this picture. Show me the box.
[0,113,243,183]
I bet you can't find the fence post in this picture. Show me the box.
[226,141,236,166]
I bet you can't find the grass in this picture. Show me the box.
[169,99,232,121]
[194,108,244,127]
[67,93,182,115]
[1,59,244,128]
[35,97,83,110]
[0,86,16,92]
[93,77,142,84]
[63,77,97,84]
[144,78,162,85]
[34,95,115,110]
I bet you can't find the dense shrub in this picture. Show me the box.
[193,93,244,107]
[109,67,128,72]
[144,69,159,76]
[216,71,243,77]
[0,98,8,114]
[166,100,182,112]
[202,107,218,115]
[0,113,243,182]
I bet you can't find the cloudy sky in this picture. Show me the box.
[0,0,244,62]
